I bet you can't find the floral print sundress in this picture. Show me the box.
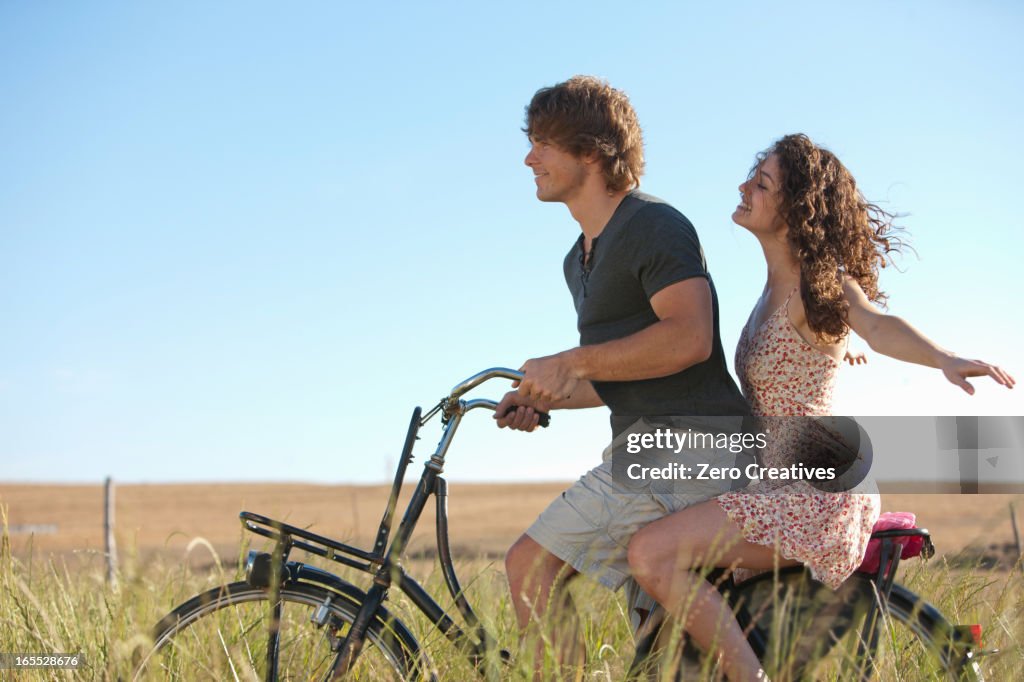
[717,290,880,589]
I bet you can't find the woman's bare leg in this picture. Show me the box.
[627,500,795,682]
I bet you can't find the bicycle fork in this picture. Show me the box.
[328,581,389,679]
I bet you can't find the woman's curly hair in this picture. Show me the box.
[757,133,905,343]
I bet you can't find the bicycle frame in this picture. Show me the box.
[239,367,526,679]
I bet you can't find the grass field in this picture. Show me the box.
[1,483,1023,679]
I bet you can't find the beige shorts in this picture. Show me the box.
[526,423,742,590]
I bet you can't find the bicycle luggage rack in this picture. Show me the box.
[241,511,380,573]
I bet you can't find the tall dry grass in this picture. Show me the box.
[1,509,1022,680]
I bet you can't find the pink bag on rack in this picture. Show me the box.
[857,511,926,574]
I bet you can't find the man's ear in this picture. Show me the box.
[581,151,605,183]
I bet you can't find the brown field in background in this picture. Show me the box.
[2,482,1022,570]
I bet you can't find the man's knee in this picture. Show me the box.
[506,534,541,581]
[626,527,658,584]
[506,534,566,588]
[505,534,532,578]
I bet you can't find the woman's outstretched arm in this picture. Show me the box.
[841,277,1015,394]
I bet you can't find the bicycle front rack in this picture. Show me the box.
[241,511,380,573]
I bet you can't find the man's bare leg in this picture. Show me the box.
[505,534,584,679]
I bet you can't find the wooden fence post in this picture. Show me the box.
[1011,502,1022,571]
[104,476,118,588]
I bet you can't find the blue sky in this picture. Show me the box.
[2,1,1021,483]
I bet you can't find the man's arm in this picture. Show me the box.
[516,277,713,404]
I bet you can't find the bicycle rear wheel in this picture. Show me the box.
[141,581,428,681]
[870,585,983,681]
[731,567,872,678]
[732,570,983,680]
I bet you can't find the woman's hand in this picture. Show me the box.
[937,355,1015,395]
[843,349,867,366]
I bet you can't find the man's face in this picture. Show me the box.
[524,137,589,204]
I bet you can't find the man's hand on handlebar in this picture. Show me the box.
[494,391,552,432]
[516,353,581,405]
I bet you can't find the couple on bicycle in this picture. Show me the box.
[493,75,1014,681]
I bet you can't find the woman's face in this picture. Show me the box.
[732,153,783,235]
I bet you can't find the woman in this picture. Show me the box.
[626,133,1014,681]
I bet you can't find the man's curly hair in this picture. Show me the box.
[757,134,904,343]
[524,75,644,192]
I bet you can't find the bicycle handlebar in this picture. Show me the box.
[446,367,551,427]
[447,367,525,401]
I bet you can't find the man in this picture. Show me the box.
[495,75,749,671]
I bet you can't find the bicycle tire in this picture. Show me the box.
[732,570,983,681]
[139,581,429,681]
[874,584,983,681]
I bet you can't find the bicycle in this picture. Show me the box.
[140,367,991,680]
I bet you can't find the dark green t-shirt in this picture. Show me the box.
[563,191,749,425]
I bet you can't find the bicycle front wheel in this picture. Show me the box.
[140,581,427,681]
